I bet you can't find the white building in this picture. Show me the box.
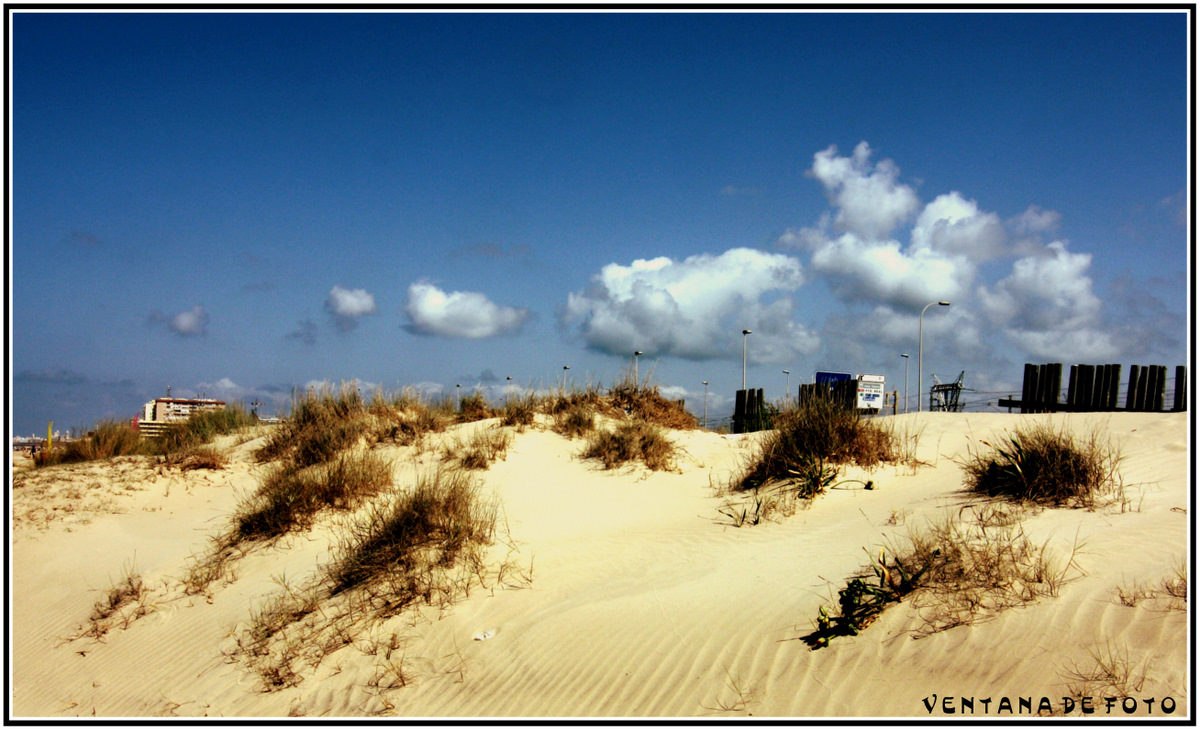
[136,397,225,438]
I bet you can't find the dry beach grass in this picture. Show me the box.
[8,383,1190,718]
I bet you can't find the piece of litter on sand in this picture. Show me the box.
[474,630,495,641]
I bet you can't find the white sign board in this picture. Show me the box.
[855,374,885,410]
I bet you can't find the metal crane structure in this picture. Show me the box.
[929,370,968,412]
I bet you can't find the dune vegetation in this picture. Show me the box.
[17,374,1182,717]
[33,402,259,470]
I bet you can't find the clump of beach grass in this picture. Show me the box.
[234,450,393,542]
[960,421,1124,508]
[802,509,1084,648]
[500,391,538,430]
[160,445,230,471]
[324,465,498,598]
[607,367,698,431]
[732,395,898,499]
[581,419,677,471]
[375,406,449,448]
[254,383,370,466]
[441,427,512,470]
[552,403,597,439]
[232,465,500,690]
[456,391,494,423]
[37,419,147,467]
[1061,640,1153,705]
[83,559,153,639]
[540,380,606,418]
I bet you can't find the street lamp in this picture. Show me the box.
[456,384,461,411]
[505,376,512,407]
[701,381,709,430]
[634,351,643,388]
[783,370,790,402]
[741,329,752,390]
[918,302,950,413]
[900,354,910,415]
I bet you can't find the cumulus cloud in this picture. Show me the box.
[782,143,1010,310]
[564,247,819,363]
[809,142,920,240]
[1012,205,1062,236]
[977,241,1119,361]
[325,285,378,332]
[806,232,967,307]
[911,192,1006,261]
[403,281,530,339]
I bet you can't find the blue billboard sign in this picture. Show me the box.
[814,371,853,386]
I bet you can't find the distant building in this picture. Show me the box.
[135,397,225,438]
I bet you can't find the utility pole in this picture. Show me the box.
[918,302,950,413]
[741,330,752,389]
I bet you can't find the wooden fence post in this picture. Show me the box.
[1126,365,1140,411]
[1151,365,1166,411]
[1106,364,1122,410]
[1174,366,1188,412]
[1136,366,1150,411]
[1021,364,1038,414]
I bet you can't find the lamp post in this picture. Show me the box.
[505,376,512,407]
[741,329,752,389]
[562,365,570,390]
[900,354,910,415]
[634,350,643,388]
[918,302,950,413]
[701,381,709,430]
[783,370,790,403]
[455,384,461,411]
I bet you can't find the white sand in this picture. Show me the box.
[8,411,1190,719]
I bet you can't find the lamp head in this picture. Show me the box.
[938,301,950,306]
[742,329,752,335]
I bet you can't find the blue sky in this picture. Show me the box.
[10,10,1191,435]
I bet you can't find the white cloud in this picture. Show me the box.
[565,247,818,363]
[809,141,920,240]
[165,305,208,336]
[403,281,529,339]
[194,377,244,400]
[911,192,1005,261]
[325,285,378,331]
[784,145,1008,309]
[977,241,1118,361]
[806,232,966,307]
[1012,205,1062,236]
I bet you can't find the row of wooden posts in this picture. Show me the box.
[733,380,868,433]
[1000,363,1187,414]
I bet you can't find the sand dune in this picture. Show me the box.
[8,411,1190,719]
